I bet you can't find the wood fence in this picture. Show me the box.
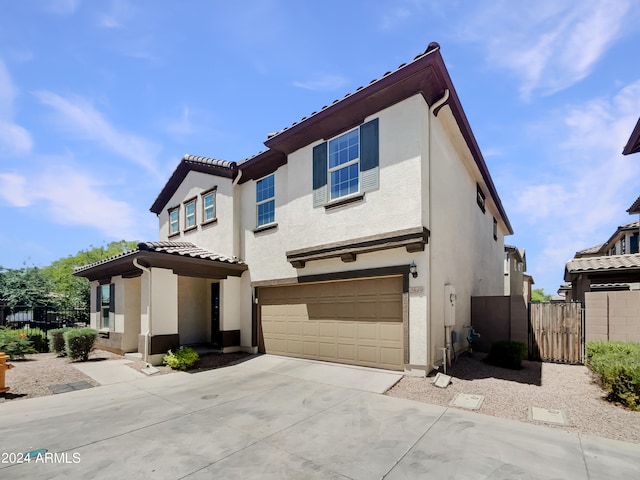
[529,302,584,364]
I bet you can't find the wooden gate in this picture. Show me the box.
[529,302,584,364]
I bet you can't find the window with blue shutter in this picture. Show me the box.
[312,118,379,206]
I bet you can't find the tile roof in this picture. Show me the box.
[566,254,640,275]
[627,195,640,214]
[74,242,244,274]
[137,242,244,264]
[575,244,603,256]
[150,155,237,214]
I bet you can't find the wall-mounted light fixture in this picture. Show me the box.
[409,261,418,278]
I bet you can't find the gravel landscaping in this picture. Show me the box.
[387,352,640,444]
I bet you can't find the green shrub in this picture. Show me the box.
[63,328,98,361]
[48,327,72,355]
[485,340,527,370]
[20,327,49,353]
[163,347,199,371]
[0,327,37,359]
[586,341,640,410]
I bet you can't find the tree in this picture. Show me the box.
[531,288,551,303]
[0,266,56,307]
[43,240,139,307]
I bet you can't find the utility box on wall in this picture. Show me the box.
[444,285,456,327]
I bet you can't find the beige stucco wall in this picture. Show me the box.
[427,105,507,367]
[585,291,640,342]
[121,276,141,352]
[158,172,236,258]
[178,276,209,345]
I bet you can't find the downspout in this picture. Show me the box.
[133,258,152,364]
[428,89,450,371]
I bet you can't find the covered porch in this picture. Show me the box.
[74,242,248,364]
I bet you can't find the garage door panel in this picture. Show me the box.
[261,276,404,370]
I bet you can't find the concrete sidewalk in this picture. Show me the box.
[1,355,638,479]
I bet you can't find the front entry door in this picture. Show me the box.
[211,283,221,347]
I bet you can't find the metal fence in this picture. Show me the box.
[0,305,89,333]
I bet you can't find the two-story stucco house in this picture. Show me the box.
[75,42,513,374]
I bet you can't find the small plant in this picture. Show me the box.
[485,340,527,370]
[21,327,49,353]
[586,341,640,410]
[48,327,72,355]
[163,347,199,371]
[63,328,98,361]
[0,327,37,359]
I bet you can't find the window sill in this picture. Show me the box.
[183,225,197,234]
[202,218,218,227]
[324,193,365,210]
[168,231,180,239]
[253,223,278,234]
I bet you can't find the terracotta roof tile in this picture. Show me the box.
[137,242,244,264]
[575,244,604,256]
[566,254,640,274]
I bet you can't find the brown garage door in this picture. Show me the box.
[259,276,404,370]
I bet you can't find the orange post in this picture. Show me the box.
[0,352,14,393]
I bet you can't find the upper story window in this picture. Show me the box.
[329,129,360,199]
[169,207,179,235]
[312,118,379,207]
[256,174,275,226]
[610,245,617,255]
[184,198,196,230]
[202,189,216,223]
[631,233,639,254]
[621,236,626,254]
[477,184,486,213]
[493,217,498,241]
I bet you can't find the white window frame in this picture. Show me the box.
[328,128,360,200]
[202,189,216,223]
[256,174,275,227]
[169,207,179,235]
[184,198,196,230]
[100,284,111,330]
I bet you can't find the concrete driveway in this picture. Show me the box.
[1,355,639,479]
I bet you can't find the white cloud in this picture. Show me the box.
[165,106,198,137]
[0,173,29,206]
[0,167,140,239]
[33,91,161,174]
[98,0,136,29]
[293,74,349,91]
[0,60,33,156]
[513,79,640,281]
[456,0,632,99]
[45,0,80,15]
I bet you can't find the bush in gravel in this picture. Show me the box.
[586,341,640,410]
[485,340,527,370]
[0,327,37,359]
[21,327,48,353]
[163,347,199,371]
[48,327,72,355]
[63,328,98,361]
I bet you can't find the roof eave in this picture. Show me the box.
[263,45,513,235]
[622,117,640,155]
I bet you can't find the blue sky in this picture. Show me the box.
[1,1,639,296]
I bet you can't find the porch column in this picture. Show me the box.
[139,267,179,365]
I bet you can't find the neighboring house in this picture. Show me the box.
[75,42,513,373]
[504,245,526,297]
[523,273,534,305]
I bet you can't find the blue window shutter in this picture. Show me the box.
[631,234,639,254]
[360,118,379,192]
[109,284,115,313]
[313,142,328,206]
